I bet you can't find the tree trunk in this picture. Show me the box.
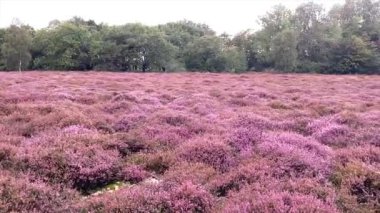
[18,52,22,72]
[19,59,22,72]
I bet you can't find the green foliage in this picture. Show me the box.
[92,24,177,72]
[1,25,33,71]
[31,20,94,70]
[271,29,298,71]
[184,36,246,72]
[328,36,380,74]
[0,29,5,70]
[1,1,380,74]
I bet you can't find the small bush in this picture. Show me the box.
[257,132,333,178]
[17,134,122,191]
[178,138,236,172]
[164,162,217,185]
[312,123,351,147]
[0,143,16,169]
[120,165,150,183]
[221,190,338,213]
[0,173,79,212]
[73,181,214,212]
[228,126,263,152]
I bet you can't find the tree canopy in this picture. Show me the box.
[1,1,380,74]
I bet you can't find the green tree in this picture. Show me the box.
[0,29,6,70]
[92,24,177,72]
[31,21,94,70]
[271,29,298,71]
[232,31,259,70]
[1,24,33,71]
[329,36,380,74]
[253,5,295,69]
[295,2,328,71]
[184,36,246,72]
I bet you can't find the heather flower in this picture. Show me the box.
[221,190,338,213]
[120,165,150,183]
[178,137,236,172]
[0,172,79,212]
[228,126,263,152]
[257,132,333,178]
[62,124,94,135]
[0,143,16,168]
[73,181,213,212]
[209,159,273,197]
[312,123,350,147]
[164,162,217,185]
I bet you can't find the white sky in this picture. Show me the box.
[0,0,344,35]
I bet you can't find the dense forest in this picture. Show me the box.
[1,0,380,74]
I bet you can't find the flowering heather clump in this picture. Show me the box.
[112,113,146,132]
[221,190,338,213]
[73,181,213,212]
[62,124,95,134]
[228,126,263,152]
[177,137,235,172]
[257,132,333,178]
[65,146,122,190]
[335,145,380,169]
[209,159,273,197]
[312,123,351,147]
[120,165,150,183]
[0,72,379,212]
[169,181,214,212]
[233,114,273,130]
[17,135,122,191]
[0,143,16,169]
[0,172,79,212]
[163,162,217,185]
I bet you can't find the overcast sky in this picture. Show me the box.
[0,0,344,35]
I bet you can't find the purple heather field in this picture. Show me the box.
[0,72,379,212]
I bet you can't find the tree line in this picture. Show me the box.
[1,0,380,74]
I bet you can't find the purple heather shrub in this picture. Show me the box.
[163,162,217,185]
[139,113,208,148]
[233,114,273,130]
[168,181,214,212]
[221,190,338,213]
[144,151,176,174]
[209,159,273,197]
[62,125,95,135]
[335,146,380,169]
[17,134,122,190]
[0,143,16,168]
[112,93,139,103]
[178,137,236,172]
[257,132,333,178]
[73,181,213,212]
[282,178,337,205]
[0,172,79,212]
[307,115,339,132]
[275,116,313,135]
[64,145,121,190]
[113,113,146,132]
[120,165,150,183]
[73,184,171,212]
[0,72,379,212]
[312,123,351,147]
[228,126,263,152]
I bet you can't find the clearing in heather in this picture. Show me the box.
[0,72,379,212]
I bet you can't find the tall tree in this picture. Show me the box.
[0,29,6,70]
[271,29,298,71]
[295,2,327,71]
[31,21,94,70]
[1,24,33,71]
